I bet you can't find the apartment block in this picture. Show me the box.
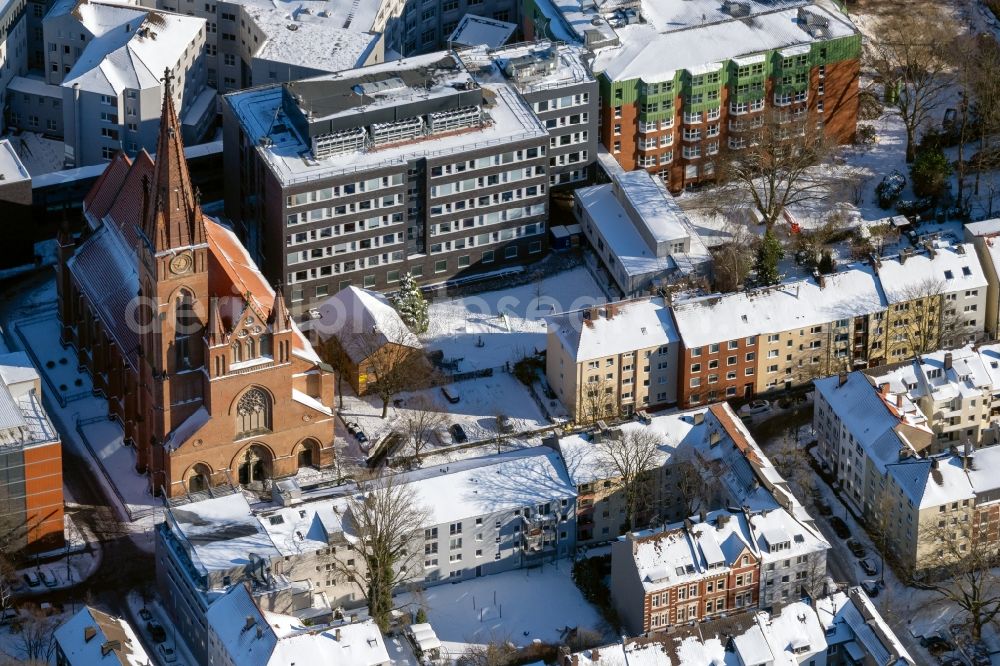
[54,606,150,666]
[156,447,576,663]
[868,344,1000,454]
[224,51,550,316]
[459,41,599,188]
[545,297,679,422]
[669,244,989,408]
[0,351,63,553]
[811,370,1000,574]
[874,242,987,362]
[610,511,762,635]
[574,169,711,296]
[9,0,211,166]
[964,218,1000,338]
[569,587,913,665]
[524,0,860,191]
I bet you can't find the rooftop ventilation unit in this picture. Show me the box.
[722,0,751,17]
[312,126,367,158]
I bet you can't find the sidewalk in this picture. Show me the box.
[13,313,162,525]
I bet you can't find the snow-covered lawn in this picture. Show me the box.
[336,372,552,460]
[15,314,162,523]
[422,265,605,372]
[395,563,608,657]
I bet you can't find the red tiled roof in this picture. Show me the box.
[105,151,154,252]
[82,152,131,228]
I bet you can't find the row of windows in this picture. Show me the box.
[429,166,543,197]
[287,233,404,265]
[285,195,402,225]
[431,146,545,178]
[286,214,404,245]
[429,223,545,256]
[533,93,590,113]
[429,185,545,216]
[285,174,405,207]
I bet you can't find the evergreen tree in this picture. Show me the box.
[392,272,429,333]
[755,230,784,286]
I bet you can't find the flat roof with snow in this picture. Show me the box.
[548,297,677,362]
[227,57,546,184]
[460,41,594,94]
[0,139,30,185]
[246,6,381,74]
[449,14,517,48]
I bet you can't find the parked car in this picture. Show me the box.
[435,426,453,447]
[441,387,460,404]
[858,558,878,576]
[139,607,153,621]
[816,499,833,516]
[449,424,468,443]
[344,421,360,436]
[739,399,771,416]
[39,570,57,588]
[158,645,178,663]
[847,539,866,558]
[829,516,851,539]
[22,571,40,588]
[860,580,879,597]
[146,621,167,643]
[355,429,369,444]
[920,633,954,653]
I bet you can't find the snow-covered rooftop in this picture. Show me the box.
[592,2,857,83]
[547,297,678,362]
[459,41,594,93]
[0,352,56,448]
[575,171,711,279]
[226,53,547,184]
[816,588,915,665]
[54,606,151,666]
[869,344,1000,408]
[0,138,30,185]
[448,14,516,48]
[673,264,885,349]
[61,3,206,96]
[316,286,420,363]
[876,242,987,303]
[168,493,283,573]
[244,5,381,74]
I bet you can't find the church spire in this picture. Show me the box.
[142,68,205,253]
[208,297,228,346]
[269,282,291,333]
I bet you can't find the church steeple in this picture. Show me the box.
[142,68,205,252]
[269,283,291,333]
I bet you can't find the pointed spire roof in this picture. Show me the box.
[269,282,291,333]
[208,297,228,346]
[142,67,205,253]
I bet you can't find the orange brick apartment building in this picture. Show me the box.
[592,5,861,192]
[0,352,63,553]
[57,80,336,498]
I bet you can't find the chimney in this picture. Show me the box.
[957,244,966,255]
[699,509,708,523]
[818,274,826,289]
[899,249,908,264]
[591,648,600,661]
[879,382,890,396]
[931,458,939,469]
[896,393,903,409]
[838,372,848,387]
[336,628,343,641]
[944,353,953,370]
[244,616,256,632]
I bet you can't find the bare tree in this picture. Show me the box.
[492,410,511,455]
[335,473,430,632]
[709,218,756,293]
[342,321,429,418]
[884,278,965,360]
[673,461,711,519]
[711,109,844,232]
[954,34,1000,200]
[397,396,446,462]
[867,11,957,162]
[0,553,15,622]
[578,376,620,425]
[458,636,518,666]
[916,519,1000,641]
[596,429,661,531]
[6,604,57,664]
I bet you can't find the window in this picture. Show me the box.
[236,387,272,436]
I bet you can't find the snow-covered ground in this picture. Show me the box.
[394,563,609,658]
[336,372,553,462]
[422,265,606,373]
[15,313,162,524]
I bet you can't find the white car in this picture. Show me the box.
[739,399,771,415]
[435,427,453,446]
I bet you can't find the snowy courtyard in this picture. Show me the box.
[421,265,606,373]
[394,562,609,657]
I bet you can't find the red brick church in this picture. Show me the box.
[56,75,336,498]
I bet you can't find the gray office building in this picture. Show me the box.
[460,41,598,188]
[223,51,550,314]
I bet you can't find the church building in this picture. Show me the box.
[57,72,336,498]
